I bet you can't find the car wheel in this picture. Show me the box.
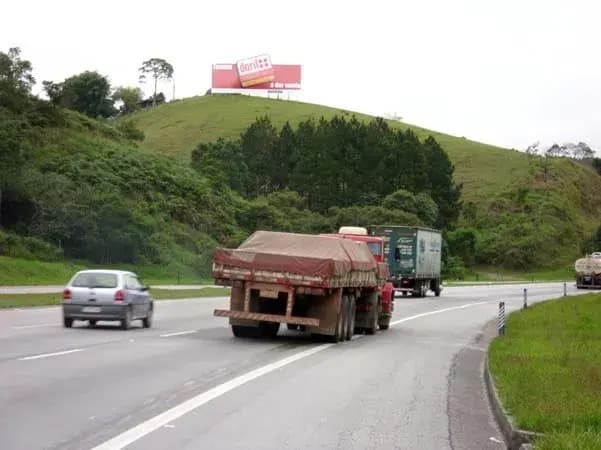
[142,309,153,328]
[89,320,97,328]
[121,308,132,330]
[63,317,73,328]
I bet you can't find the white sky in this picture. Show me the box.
[2,0,600,150]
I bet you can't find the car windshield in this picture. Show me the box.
[72,273,118,288]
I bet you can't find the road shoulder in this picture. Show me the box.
[447,320,506,450]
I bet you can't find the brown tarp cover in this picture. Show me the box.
[213,231,377,279]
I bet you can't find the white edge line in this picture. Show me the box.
[12,323,56,330]
[91,299,489,450]
[90,343,334,450]
[19,348,84,361]
[159,330,197,338]
[390,301,487,326]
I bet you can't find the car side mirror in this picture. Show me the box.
[140,286,150,292]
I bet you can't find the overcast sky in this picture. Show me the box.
[3,0,600,151]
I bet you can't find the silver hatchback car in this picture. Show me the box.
[62,270,153,329]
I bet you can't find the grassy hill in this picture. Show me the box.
[2,93,600,285]
[133,95,529,204]
[132,94,601,269]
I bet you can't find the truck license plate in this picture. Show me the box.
[260,289,280,299]
[82,306,101,313]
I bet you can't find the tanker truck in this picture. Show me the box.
[575,252,601,289]
[213,230,391,342]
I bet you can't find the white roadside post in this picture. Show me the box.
[523,288,528,309]
[498,301,506,336]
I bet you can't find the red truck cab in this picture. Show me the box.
[320,227,385,263]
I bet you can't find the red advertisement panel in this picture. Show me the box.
[212,63,301,90]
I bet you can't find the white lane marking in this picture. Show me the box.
[11,323,56,329]
[159,330,197,338]
[390,301,487,326]
[91,300,488,450]
[163,424,175,429]
[18,348,84,361]
[489,436,503,444]
[90,343,334,450]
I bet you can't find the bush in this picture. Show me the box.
[116,119,145,141]
[0,230,63,261]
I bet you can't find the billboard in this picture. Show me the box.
[212,57,301,91]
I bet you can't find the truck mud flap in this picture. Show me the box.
[214,309,319,327]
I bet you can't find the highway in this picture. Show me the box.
[0,283,583,450]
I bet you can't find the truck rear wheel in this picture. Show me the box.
[378,316,391,330]
[365,297,378,335]
[232,325,257,338]
[345,295,356,341]
[258,321,280,339]
[330,295,347,343]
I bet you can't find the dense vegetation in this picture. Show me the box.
[192,116,460,228]
[3,46,601,282]
[0,49,241,278]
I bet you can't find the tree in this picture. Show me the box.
[138,58,174,107]
[44,71,116,118]
[582,225,601,253]
[382,189,438,225]
[0,47,35,112]
[0,47,35,227]
[112,86,143,114]
[565,142,595,160]
[592,158,601,176]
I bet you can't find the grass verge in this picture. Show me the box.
[456,266,576,282]
[489,293,601,448]
[0,288,230,308]
[0,256,212,286]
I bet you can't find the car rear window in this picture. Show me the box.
[72,273,118,288]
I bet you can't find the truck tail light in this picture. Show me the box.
[114,290,125,302]
[62,289,71,301]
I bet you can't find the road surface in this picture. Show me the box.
[0,283,583,449]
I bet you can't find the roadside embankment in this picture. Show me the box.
[488,293,601,449]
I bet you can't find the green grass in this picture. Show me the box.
[0,256,214,286]
[489,294,601,447]
[535,428,601,450]
[0,256,85,286]
[0,287,230,308]
[450,266,576,282]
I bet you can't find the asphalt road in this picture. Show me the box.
[0,283,585,450]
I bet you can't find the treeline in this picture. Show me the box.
[192,116,462,229]
[0,48,242,277]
